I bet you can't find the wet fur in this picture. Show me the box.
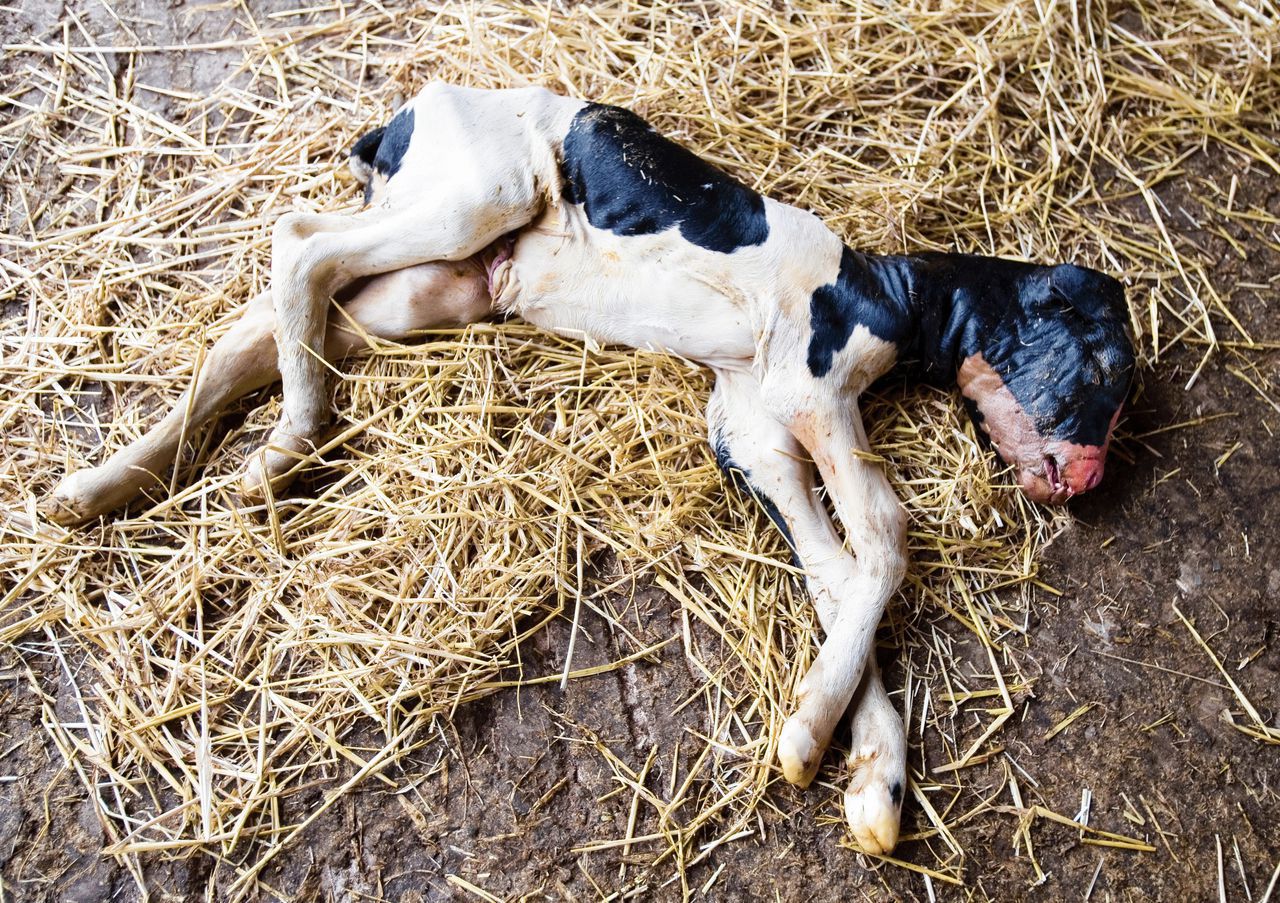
[47,83,1134,856]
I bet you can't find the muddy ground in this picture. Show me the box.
[2,1,1278,901]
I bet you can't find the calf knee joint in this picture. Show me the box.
[756,376,801,425]
[273,211,331,244]
[863,536,906,590]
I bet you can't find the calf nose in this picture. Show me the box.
[1063,456,1104,494]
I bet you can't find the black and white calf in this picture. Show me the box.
[48,84,1134,854]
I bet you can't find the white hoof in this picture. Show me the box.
[45,467,108,525]
[778,715,823,787]
[843,745,904,854]
[46,464,153,525]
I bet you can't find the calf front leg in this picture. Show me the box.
[46,262,490,525]
[708,370,906,853]
[773,395,907,798]
[843,659,907,853]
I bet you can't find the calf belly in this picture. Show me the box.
[493,206,759,371]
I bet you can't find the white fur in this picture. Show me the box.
[50,83,909,854]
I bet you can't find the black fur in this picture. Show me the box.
[807,248,917,378]
[373,108,415,179]
[974,261,1132,446]
[349,109,416,206]
[713,440,799,563]
[350,126,386,206]
[806,252,1134,447]
[560,104,770,254]
[351,127,385,171]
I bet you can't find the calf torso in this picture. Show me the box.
[376,84,901,389]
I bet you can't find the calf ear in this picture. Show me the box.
[1049,263,1127,323]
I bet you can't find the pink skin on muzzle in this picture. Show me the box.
[958,354,1119,505]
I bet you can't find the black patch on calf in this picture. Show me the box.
[1049,262,1127,324]
[805,248,1134,449]
[969,261,1132,446]
[712,440,798,563]
[351,127,385,170]
[560,104,770,254]
[806,248,913,377]
[373,107,415,179]
[350,126,386,205]
[905,253,1135,448]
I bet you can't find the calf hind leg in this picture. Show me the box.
[47,262,490,525]
[708,370,907,853]
[254,178,540,498]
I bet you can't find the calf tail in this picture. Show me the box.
[348,126,385,185]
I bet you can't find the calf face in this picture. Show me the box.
[957,262,1134,504]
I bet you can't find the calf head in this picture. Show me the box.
[956,263,1134,505]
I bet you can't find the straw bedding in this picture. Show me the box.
[1,0,1276,897]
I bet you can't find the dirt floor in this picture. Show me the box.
[2,2,1278,902]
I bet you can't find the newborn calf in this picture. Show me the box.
[48,84,1134,854]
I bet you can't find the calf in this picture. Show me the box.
[47,84,1134,854]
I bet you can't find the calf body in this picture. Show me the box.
[48,83,1134,855]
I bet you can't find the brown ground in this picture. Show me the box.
[2,2,1278,902]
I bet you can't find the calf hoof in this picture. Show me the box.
[45,467,122,526]
[239,429,315,503]
[777,716,823,787]
[843,746,904,855]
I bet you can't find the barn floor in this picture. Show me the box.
[2,2,1278,901]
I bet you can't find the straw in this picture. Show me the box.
[2,0,1277,896]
